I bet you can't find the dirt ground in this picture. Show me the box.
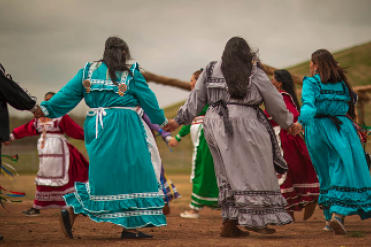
[1,175,371,247]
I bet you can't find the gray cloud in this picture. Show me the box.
[1,0,371,117]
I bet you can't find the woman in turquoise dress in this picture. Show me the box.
[294,49,371,234]
[38,37,168,239]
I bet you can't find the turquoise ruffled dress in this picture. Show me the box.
[299,74,371,221]
[40,62,167,229]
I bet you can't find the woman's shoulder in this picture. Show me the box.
[302,74,321,89]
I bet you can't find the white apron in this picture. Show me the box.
[35,117,70,187]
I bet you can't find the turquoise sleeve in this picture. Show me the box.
[131,69,167,126]
[298,76,319,126]
[40,69,84,118]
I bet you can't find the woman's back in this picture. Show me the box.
[82,62,139,109]
[300,74,351,126]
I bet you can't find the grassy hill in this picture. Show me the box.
[288,41,371,86]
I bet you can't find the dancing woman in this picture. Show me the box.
[169,69,219,218]
[293,49,371,234]
[38,37,167,239]
[165,37,300,237]
[10,92,89,216]
[266,70,319,221]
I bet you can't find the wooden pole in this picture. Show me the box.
[353,85,371,124]
[142,66,370,123]
[142,63,304,91]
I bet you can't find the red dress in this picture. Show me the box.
[265,91,319,211]
[11,115,89,209]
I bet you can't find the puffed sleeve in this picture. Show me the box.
[11,119,38,139]
[59,115,84,140]
[131,64,167,127]
[40,69,84,118]
[254,67,293,129]
[174,64,208,125]
[0,74,36,111]
[298,76,320,126]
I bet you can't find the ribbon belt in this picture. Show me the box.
[87,107,136,139]
[211,100,259,136]
[315,114,346,131]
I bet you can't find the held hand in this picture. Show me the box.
[163,119,180,132]
[34,105,44,118]
[2,141,11,146]
[168,138,179,147]
[288,122,303,136]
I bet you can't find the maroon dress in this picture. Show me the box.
[11,115,89,209]
[266,91,319,212]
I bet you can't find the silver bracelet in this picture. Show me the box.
[30,104,38,114]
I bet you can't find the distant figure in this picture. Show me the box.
[37,37,167,239]
[293,49,371,234]
[165,37,301,237]
[265,69,319,221]
[169,69,219,219]
[0,62,40,241]
[10,92,89,216]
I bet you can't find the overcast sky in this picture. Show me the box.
[1,0,371,117]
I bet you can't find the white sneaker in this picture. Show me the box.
[180,210,199,219]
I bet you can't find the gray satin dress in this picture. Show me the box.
[175,61,294,228]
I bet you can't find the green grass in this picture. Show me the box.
[287,41,371,86]
[346,231,366,238]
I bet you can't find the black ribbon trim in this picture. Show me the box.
[315,114,345,131]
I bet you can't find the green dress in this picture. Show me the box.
[175,105,219,210]
[40,62,167,229]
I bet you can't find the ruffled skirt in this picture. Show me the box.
[203,107,293,228]
[65,183,166,229]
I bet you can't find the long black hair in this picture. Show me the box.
[221,37,254,99]
[102,37,132,85]
[311,49,355,119]
[274,69,300,112]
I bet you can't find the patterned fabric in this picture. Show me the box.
[175,61,294,228]
[41,62,167,228]
[266,91,320,211]
[11,115,89,210]
[299,74,371,220]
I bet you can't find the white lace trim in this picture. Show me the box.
[41,106,49,117]
[293,183,320,188]
[191,193,218,202]
[86,183,161,201]
[159,118,168,128]
[90,209,163,218]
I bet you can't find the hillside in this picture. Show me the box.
[288,41,371,86]
[4,42,371,174]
